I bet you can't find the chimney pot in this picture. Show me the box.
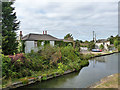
[45,31,47,34]
[20,31,22,36]
[20,31,22,40]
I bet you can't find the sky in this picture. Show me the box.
[13,0,119,41]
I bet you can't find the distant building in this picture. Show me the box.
[95,39,110,50]
[80,43,88,51]
[22,31,73,53]
[80,47,88,51]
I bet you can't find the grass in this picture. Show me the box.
[2,68,59,88]
[93,73,119,88]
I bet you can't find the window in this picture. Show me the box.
[41,41,44,46]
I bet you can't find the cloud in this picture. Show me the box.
[14,0,118,41]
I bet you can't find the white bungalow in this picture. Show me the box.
[95,39,110,50]
[22,31,72,53]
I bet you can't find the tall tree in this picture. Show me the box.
[107,36,114,44]
[64,33,73,40]
[2,1,20,55]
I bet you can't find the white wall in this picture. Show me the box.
[50,41,54,46]
[25,41,35,53]
[80,47,88,51]
[41,41,44,46]
[104,42,110,50]
[25,40,55,53]
[95,42,103,48]
[95,41,110,50]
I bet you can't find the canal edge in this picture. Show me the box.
[2,51,119,90]
[88,73,119,88]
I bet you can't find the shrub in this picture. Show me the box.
[2,55,13,78]
[57,63,64,74]
[40,44,56,60]
[42,74,47,80]
[80,60,89,67]
[118,45,120,52]
[88,42,95,51]
[50,48,62,66]
[100,44,104,50]
[22,77,29,84]
[2,44,90,82]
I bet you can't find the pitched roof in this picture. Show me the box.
[80,43,89,46]
[63,39,73,42]
[22,33,61,41]
[96,39,110,43]
[22,33,72,42]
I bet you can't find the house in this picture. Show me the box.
[22,31,73,53]
[95,39,110,50]
[80,43,88,51]
[107,44,116,51]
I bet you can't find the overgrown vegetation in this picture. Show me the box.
[87,42,95,51]
[107,35,120,52]
[100,44,104,50]
[2,45,89,87]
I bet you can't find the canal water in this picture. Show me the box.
[22,53,119,88]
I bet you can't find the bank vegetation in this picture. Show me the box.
[2,45,90,88]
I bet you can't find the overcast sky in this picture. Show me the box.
[14,0,118,41]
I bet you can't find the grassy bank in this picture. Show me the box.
[2,45,90,88]
[2,45,118,88]
[90,73,119,88]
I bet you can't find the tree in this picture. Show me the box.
[79,40,83,43]
[2,1,20,55]
[84,40,89,43]
[64,33,73,40]
[118,45,120,52]
[87,42,95,51]
[100,44,104,50]
[114,39,118,48]
[75,40,80,51]
[107,36,114,44]
[107,35,120,45]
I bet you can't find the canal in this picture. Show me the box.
[19,53,119,88]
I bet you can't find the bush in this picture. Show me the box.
[118,45,120,52]
[100,44,104,50]
[42,74,47,80]
[2,55,13,78]
[40,44,56,60]
[2,44,89,81]
[88,42,95,51]
[57,63,64,74]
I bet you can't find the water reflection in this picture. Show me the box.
[90,57,106,68]
[94,57,106,62]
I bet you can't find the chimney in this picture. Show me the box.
[45,30,47,34]
[20,31,22,36]
[20,31,22,40]
[43,31,44,34]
